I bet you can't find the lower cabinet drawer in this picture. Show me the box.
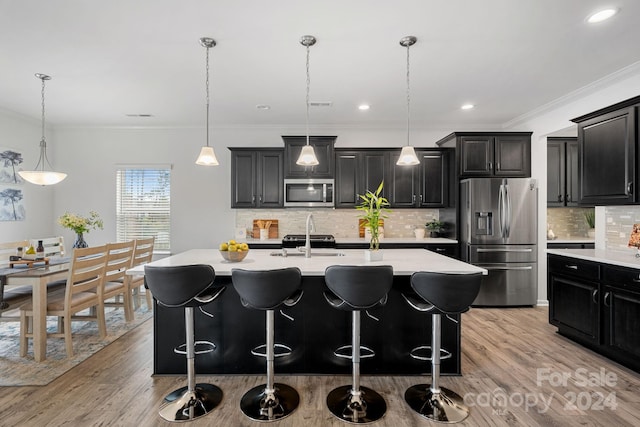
[548,255,600,281]
[602,265,640,291]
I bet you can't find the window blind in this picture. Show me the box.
[116,168,170,251]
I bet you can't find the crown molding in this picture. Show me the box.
[503,61,640,129]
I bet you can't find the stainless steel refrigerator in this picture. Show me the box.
[460,178,538,306]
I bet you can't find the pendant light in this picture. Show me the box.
[18,74,67,185]
[296,35,319,166]
[195,37,220,166]
[396,36,420,166]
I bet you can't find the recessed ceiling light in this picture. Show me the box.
[587,8,618,23]
[461,104,474,110]
[256,104,271,110]
[358,104,370,110]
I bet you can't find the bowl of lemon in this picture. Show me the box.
[219,240,250,262]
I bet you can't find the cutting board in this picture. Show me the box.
[358,219,384,238]
[252,219,279,239]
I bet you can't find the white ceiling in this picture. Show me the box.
[1,0,639,129]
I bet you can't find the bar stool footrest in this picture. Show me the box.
[334,344,375,360]
[409,345,452,361]
[173,340,216,355]
[251,343,292,358]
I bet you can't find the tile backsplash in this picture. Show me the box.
[547,207,593,239]
[603,206,640,251]
[235,209,440,239]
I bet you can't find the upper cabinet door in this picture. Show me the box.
[257,150,284,208]
[389,151,419,207]
[566,139,580,206]
[283,136,335,178]
[231,150,257,208]
[334,151,359,207]
[361,151,389,199]
[459,136,493,176]
[579,107,636,205]
[418,150,449,207]
[547,140,565,206]
[494,135,531,177]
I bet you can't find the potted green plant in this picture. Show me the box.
[584,209,596,238]
[425,219,445,238]
[356,181,391,261]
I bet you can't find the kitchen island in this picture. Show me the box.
[130,248,486,376]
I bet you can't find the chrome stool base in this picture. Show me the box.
[327,385,386,424]
[158,383,223,422]
[404,384,470,424]
[240,383,300,422]
[251,343,292,358]
[409,345,452,362]
[334,344,375,360]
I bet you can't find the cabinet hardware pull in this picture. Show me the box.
[412,194,416,203]
[592,289,598,304]
[252,195,256,203]
[565,194,570,202]
[488,162,492,170]
[565,265,578,270]
[558,194,563,202]
[627,182,633,196]
[604,291,611,307]
[477,248,532,253]
[633,278,640,283]
[435,248,446,252]
[496,162,500,170]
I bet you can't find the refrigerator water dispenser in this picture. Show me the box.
[475,212,493,236]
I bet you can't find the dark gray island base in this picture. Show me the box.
[154,275,461,376]
[131,248,487,376]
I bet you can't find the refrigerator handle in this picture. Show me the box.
[498,184,506,238]
[505,183,512,238]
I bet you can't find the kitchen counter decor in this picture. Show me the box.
[356,181,390,261]
[58,210,103,248]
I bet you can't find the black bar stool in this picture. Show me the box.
[144,264,225,422]
[231,267,302,422]
[324,265,394,424]
[404,271,482,423]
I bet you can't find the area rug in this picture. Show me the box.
[0,305,152,386]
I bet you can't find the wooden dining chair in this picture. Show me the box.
[124,237,155,314]
[103,240,135,322]
[1,240,32,323]
[19,245,109,358]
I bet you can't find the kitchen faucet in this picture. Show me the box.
[303,213,315,258]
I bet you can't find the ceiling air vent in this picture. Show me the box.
[309,101,332,108]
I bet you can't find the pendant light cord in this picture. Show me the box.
[305,43,311,146]
[405,42,411,148]
[205,45,211,148]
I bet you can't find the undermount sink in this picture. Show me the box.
[270,249,346,257]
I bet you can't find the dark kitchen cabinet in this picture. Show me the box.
[571,96,640,205]
[230,148,283,208]
[436,132,532,178]
[282,136,335,179]
[547,137,579,207]
[547,254,640,372]
[389,149,452,208]
[548,255,600,345]
[334,150,388,208]
[601,265,640,369]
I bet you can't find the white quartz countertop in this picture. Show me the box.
[245,237,458,245]
[547,248,640,270]
[547,238,594,244]
[130,248,484,276]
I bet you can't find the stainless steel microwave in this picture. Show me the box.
[284,179,334,207]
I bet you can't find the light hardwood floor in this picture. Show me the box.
[1,307,639,426]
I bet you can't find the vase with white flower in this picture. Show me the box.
[58,211,104,248]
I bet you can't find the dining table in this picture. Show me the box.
[0,258,70,361]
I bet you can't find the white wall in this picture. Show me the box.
[0,109,56,242]
[507,67,640,304]
[50,125,453,253]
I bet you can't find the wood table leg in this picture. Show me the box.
[32,279,47,362]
